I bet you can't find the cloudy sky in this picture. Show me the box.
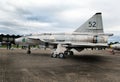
[0,0,120,35]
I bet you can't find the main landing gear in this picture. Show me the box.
[51,44,74,58]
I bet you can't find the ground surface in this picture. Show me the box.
[0,48,120,82]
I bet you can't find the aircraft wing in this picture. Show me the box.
[68,42,108,48]
[48,41,108,49]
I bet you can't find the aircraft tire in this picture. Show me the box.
[51,53,57,58]
[64,51,73,56]
[27,51,31,54]
[64,51,68,55]
[59,53,65,58]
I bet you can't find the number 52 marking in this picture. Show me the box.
[89,21,96,27]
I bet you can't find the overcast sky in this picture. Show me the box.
[0,0,120,35]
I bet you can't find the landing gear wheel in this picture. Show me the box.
[27,50,31,54]
[64,51,68,55]
[59,53,65,58]
[64,51,74,56]
[67,51,71,55]
[51,53,57,58]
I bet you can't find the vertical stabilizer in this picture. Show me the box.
[74,13,104,33]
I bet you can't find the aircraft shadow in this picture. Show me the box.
[68,55,106,63]
[30,53,107,63]
[30,53,50,57]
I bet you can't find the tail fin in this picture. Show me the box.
[74,12,104,33]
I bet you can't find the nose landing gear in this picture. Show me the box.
[27,45,31,54]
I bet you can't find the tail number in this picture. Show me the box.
[89,21,96,27]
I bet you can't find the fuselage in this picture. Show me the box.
[15,32,112,46]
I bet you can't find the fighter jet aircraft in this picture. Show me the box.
[15,12,113,58]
